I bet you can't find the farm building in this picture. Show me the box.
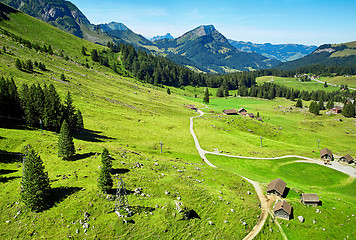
[247,113,255,118]
[238,107,247,114]
[187,105,197,111]
[266,178,287,197]
[273,200,293,220]
[320,148,334,161]
[331,106,342,114]
[222,109,238,115]
[300,193,320,206]
[339,154,354,164]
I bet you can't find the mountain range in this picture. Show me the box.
[228,40,317,62]
[1,0,355,73]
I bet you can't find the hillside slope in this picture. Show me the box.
[228,40,317,62]
[0,3,261,239]
[276,41,356,70]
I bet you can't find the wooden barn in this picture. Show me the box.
[238,107,247,114]
[331,106,342,114]
[266,178,287,197]
[187,105,197,111]
[273,200,293,220]
[222,109,237,115]
[320,148,334,161]
[339,154,354,164]
[300,193,320,206]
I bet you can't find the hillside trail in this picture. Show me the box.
[189,107,355,239]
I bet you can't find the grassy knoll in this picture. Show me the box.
[0,6,261,239]
[207,154,356,239]
[319,75,356,89]
[190,96,356,158]
[256,76,342,92]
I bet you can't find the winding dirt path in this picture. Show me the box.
[189,107,355,239]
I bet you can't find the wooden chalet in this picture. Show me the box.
[187,105,197,111]
[222,109,238,115]
[331,106,342,114]
[266,178,287,197]
[339,154,354,164]
[320,148,334,161]
[273,200,292,220]
[247,113,255,118]
[238,107,247,114]
[300,193,320,206]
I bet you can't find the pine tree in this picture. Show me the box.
[326,98,334,109]
[98,148,113,193]
[63,92,76,129]
[75,109,84,129]
[342,103,355,118]
[203,88,209,104]
[21,145,51,212]
[15,58,22,70]
[309,101,319,115]
[58,120,75,160]
[91,49,99,62]
[216,86,224,97]
[60,73,66,82]
[167,88,171,95]
[324,82,328,88]
[296,99,303,108]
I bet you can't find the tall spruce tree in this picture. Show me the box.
[203,88,209,104]
[75,109,84,129]
[63,92,76,129]
[98,148,113,193]
[326,98,334,110]
[296,99,303,108]
[58,120,75,160]
[21,145,51,212]
[342,102,356,118]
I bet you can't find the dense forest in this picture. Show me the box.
[0,77,83,132]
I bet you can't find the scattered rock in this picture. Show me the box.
[165,190,170,195]
[313,219,316,224]
[5,220,10,223]
[247,191,252,195]
[75,229,79,234]
[84,212,90,220]
[177,197,181,200]
[298,216,304,223]
[62,175,68,179]
[224,220,229,223]
[269,228,273,233]
[83,223,89,229]
[208,221,214,225]
[242,222,247,226]
[231,209,235,213]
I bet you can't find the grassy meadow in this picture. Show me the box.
[0,5,355,240]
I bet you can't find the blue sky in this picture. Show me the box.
[70,0,356,46]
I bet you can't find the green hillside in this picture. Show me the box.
[277,41,356,70]
[0,3,263,239]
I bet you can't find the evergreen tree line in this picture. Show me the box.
[15,58,46,72]
[0,77,83,132]
[257,64,356,78]
[109,42,257,89]
[236,82,356,104]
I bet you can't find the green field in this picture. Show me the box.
[207,154,356,240]
[256,76,344,92]
[1,4,355,240]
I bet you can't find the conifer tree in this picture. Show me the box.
[296,99,303,108]
[216,86,224,97]
[15,58,22,70]
[91,49,99,62]
[167,88,171,95]
[326,98,334,109]
[21,145,51,212]
[203,88,209,104]
[75,109,84,129]
[63,92,76,129]
[58,120,75,160]
[342,103,356,118]
[98,148,113,193]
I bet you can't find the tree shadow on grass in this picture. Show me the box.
[0,117,29,130]
[0,176,20,183]
[69,152,97,161]
[0,169,18,175]
[49,186,82,207]
[111,168,130,174]
[72,129,116,142]
[0,150,23,163]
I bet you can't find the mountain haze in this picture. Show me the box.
[150,33,174,42]
[228,40,317,62]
